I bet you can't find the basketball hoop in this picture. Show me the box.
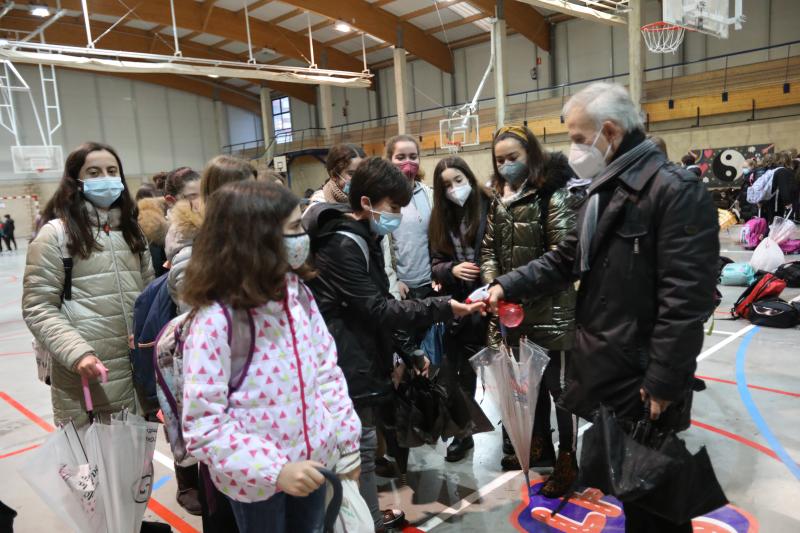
[444,141,462,155]
[641,21,686,54]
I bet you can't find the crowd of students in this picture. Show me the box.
[21,81,723,533]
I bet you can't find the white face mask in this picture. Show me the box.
[568,132,613,181]
[283,233,310,269]
[445,182,472,207]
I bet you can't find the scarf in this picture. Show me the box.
[579,138,656,272]
[323,179,349,204]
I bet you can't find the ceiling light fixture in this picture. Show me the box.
[334,21,351,33]
[207,74,219,78]
[31,5,50,18]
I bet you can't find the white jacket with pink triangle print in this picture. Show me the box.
[181,273,361,503]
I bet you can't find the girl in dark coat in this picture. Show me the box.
[429,156,492,461]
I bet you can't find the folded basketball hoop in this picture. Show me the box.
[641,21,686,54]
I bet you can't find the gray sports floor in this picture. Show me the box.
[0,228,797,532]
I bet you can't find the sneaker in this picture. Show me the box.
[382,509,405,529]
[539,450,578,498]
[445,436,474,462]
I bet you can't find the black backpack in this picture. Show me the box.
[748,299,800,328]
[774,261,800,288]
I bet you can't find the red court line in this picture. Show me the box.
[0,351,32,357]
[692,419,779,461]
[0,443,40,460]
[696,374,800,398]
[0,391,198,532]
[0,391,54,432]
[146,498,199,533]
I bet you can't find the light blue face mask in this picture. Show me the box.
[81,177,125,209]
[343,181,351,195]
[368,200,402,236]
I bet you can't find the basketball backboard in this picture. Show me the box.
[10,145,63,174]
[663,0,745,39]
[439,114,480,150]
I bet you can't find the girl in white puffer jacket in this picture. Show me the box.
[180,180,361,533]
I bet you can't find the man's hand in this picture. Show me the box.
[640,388,672,420]
[75,354,103,380]
[452,262,481,282]
[277,461,325,497]
[397,281,410,299]
[486,284,505,314]
[451,300,486,318]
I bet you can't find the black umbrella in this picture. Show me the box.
[579,405,727,524]
[385,352,492,449]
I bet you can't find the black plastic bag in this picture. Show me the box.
[579,405,728,525]
[579,405,676,501]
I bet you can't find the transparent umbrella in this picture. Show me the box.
[470,338,550,496]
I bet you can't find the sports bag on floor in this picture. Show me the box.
[741,217,768,250]
[719,263,756,286]
[748,300,800,328]
[154,305,254,466]
[732,273,787,320]
[774,261,800,288]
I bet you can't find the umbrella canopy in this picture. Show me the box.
[470,339,550,492]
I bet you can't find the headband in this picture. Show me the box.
[494,125,529,143]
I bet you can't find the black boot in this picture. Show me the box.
[445,436,474,462]
[174,463,202,516]
[502,426,514,455]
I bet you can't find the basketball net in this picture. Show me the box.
[641,21,686,54]
[445,142,462,155]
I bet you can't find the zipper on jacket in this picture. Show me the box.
[106,220,133,339]
[633,237,640,255]
[282,294,312,460]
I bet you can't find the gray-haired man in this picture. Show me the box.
[487,82,719,532]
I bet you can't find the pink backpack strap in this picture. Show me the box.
[218,303,256,393]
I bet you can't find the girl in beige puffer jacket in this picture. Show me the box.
[23,142,153,427]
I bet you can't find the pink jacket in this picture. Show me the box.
[182,274,361,502]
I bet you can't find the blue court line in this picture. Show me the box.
[735,327,800,481]
[152,475,172,491]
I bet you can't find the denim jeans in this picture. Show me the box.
[227,485,325,533]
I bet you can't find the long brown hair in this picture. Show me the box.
[42,142,146,259]
[491,125,547,195]
[181,181,300,309]
[200,155,257,200]
[429,156,489,256]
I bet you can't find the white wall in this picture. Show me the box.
[0,64,261,180]
[264,0,800,144]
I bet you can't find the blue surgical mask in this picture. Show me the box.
[81,177,124,208]
[343,181,351,195]
[498,160,529,187]
[367,200,402,236]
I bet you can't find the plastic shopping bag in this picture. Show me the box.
[750,237,786,273]
[769,215,798,245]
[334,479,374,533]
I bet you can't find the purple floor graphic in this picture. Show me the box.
[511,481,758,532]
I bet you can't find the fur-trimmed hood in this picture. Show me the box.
[137,198,169,247]
[165,200,204,262]
[540,151,573,194]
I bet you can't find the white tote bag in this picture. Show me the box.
[334,479,374,533]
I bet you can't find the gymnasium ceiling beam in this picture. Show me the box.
[470,0,551,50]
[514,0,626,25]
[278,0,454,73]
[20,0,363,72]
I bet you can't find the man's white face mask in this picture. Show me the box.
[568,131,613,181]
